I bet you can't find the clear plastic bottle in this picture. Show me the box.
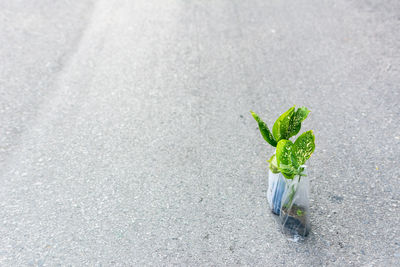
[279,166,310,239]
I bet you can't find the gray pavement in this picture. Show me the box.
[1,0,400,265]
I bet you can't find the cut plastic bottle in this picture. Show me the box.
[279,166,310,239]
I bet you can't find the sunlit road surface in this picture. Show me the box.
[1,0,399,265]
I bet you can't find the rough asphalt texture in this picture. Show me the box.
[1,0,400,265]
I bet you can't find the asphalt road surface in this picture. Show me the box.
[1,0,400,265]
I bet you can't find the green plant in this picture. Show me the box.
[251,106,311,173]
[251,106,310,148]
[275,131,315,179]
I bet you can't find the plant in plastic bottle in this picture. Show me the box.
[250,106,310,214]
[275,130,315,238]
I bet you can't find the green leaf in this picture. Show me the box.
[267,154,280,173]
[250,111,277,147]
[297,209,304,217]
[293,130,315,167]
[288,107,310,138]
[279,165,296,179]
[276,140,296,179]
[272,106,295,141]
